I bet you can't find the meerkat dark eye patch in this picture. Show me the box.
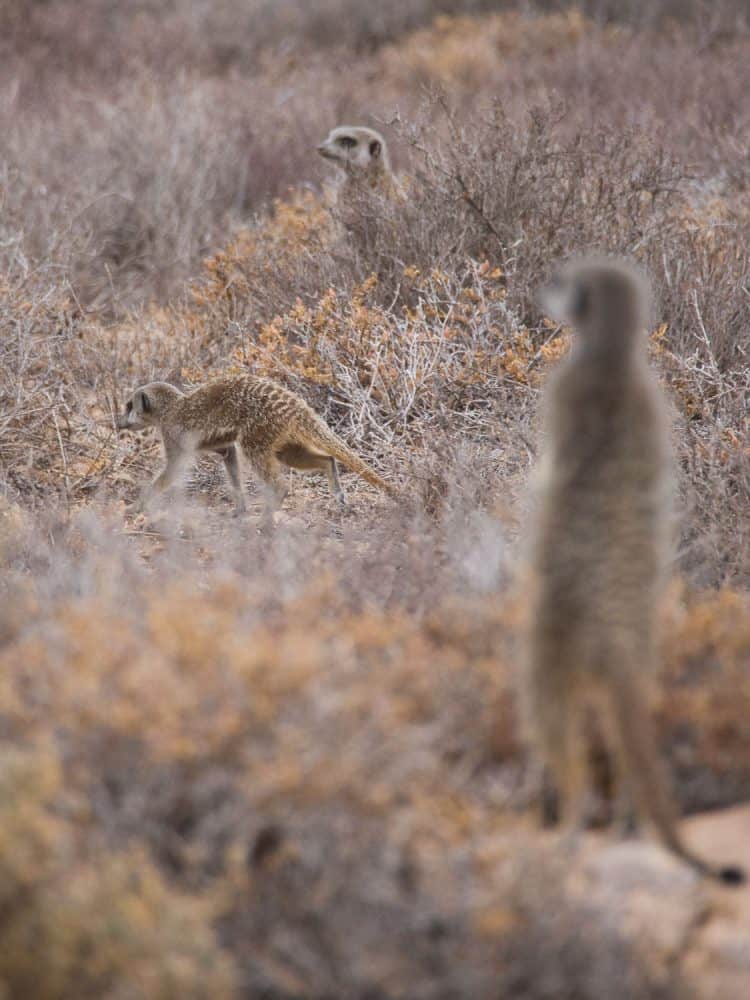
[337,136,357,149]
[125,400,133,413]
[570,283,591,321]
[369,138,382,158]
[138,390,151,413]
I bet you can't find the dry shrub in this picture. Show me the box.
[3,0,746,91]
[0,0,526,84]
[0,265,115,506]
[0,75,334,313]
[645,214,750,584]
[0,743,234,999]
[578,0,749,30]
[187,263,530,439]
[175,98,683,327]
[379,8,592,88]
[659,586,750,810]
[0,506,725,997]
[3,5,749,318]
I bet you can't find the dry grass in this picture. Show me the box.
[0,3,749,996]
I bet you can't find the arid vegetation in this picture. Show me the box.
[1,2,749,996]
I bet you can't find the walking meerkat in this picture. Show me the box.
[523,257,744,885]
[116,375,397,514]
[317,125,403,203]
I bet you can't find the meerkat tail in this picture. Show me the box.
[299,422,398,496]
[607,669,745,886]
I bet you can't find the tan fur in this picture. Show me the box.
[116,375,397,514]
[317,125,404,204]
[523,257,744,885]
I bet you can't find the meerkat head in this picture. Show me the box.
[116,382,181,431]
[539,257,650,343]
[317,125,390,177]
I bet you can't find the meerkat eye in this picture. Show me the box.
[126,400,133,413]
[369,139,382,158]
[337,136,357,149]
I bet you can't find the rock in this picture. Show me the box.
[562,805,750,995]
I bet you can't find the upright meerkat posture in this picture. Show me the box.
[317,125,402,202]
[523,257,743,885]
[116,375,396,513]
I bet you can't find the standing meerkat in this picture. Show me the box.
[317,125,403,203]
[523,257,744,885]
[116,374,397,514]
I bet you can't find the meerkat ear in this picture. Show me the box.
[369,138,382,159]
[138,390,152,414]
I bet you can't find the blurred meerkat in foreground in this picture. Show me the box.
[523,257,744,885]
[317,125,403,203]
[116,375,397,514]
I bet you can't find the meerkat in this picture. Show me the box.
[116,375,397,514]
[522,257,744,885]
[317,125,403,203]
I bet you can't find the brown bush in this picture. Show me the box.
[1,506,730,997]
[0,743,234,999]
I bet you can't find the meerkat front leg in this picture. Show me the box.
[215,445,247,515]
[133,443,187,513]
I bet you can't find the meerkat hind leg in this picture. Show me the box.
[602,736,639,838]
[276,443,346,506]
